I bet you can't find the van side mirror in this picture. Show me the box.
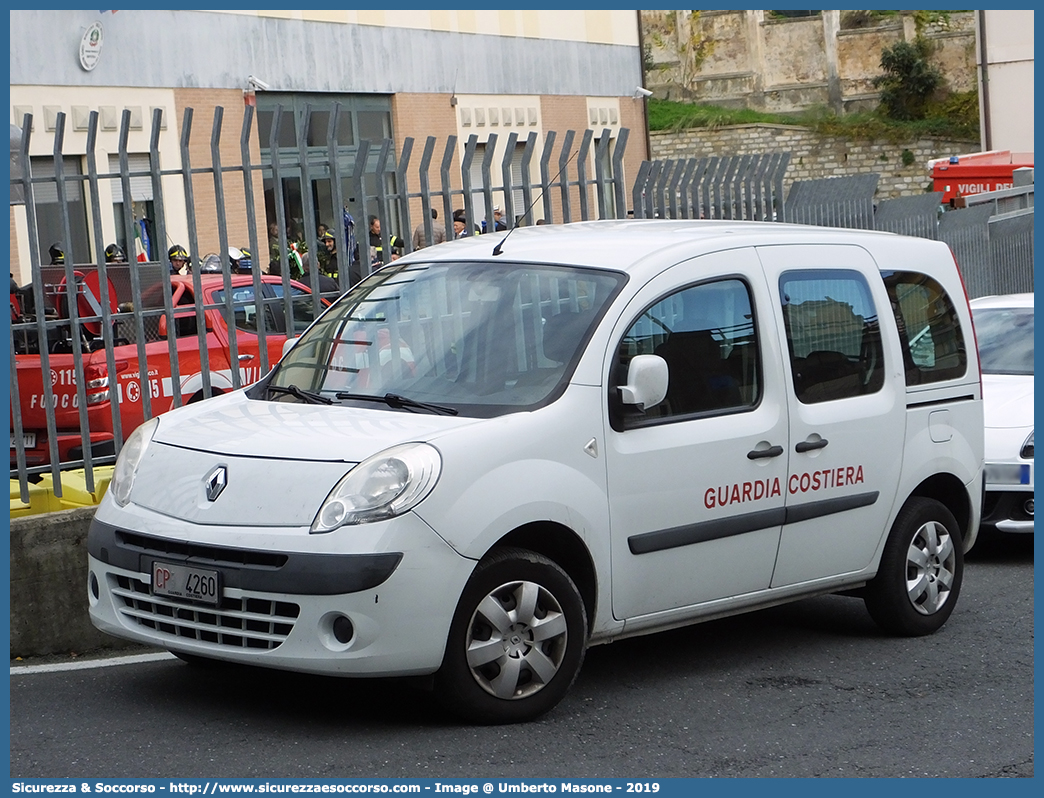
[281,337,298,359]
[618,354,668,411]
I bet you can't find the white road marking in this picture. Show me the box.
[10,651,176,675]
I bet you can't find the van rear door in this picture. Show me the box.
[756,244,906,586]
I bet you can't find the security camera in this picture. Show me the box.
[634,86,653,99]
[247,75,271,92]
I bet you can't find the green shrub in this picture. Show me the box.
[873,38,943,121]
[924,90,980,140]
[646,98,978,145]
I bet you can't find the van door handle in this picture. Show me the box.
[238,354,255,362]
[747,445,784,460]
[795,438,829,453]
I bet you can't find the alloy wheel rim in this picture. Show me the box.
[905,520,956,615]
[465,579,569,700]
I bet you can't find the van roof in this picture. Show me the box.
[414,219,908,275]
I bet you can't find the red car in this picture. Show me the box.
[11,272,327,469]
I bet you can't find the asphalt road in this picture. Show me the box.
[10,536,1033,779]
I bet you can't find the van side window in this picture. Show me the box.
[780,269,884,404]
[881,270,967,384]
[615,278,760,427]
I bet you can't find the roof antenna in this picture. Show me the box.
[492,149,577,257]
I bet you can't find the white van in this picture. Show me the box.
[88,220,984,724]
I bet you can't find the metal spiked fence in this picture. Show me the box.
[9,105,1033,502]
[9,105,632,501]
[638,155,1033,299]
[631,152,791,221]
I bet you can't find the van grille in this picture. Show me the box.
[110,574,299,650]
[115,530,289,569]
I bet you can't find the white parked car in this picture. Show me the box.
[971,293,1034,536]
[88,220,984,724]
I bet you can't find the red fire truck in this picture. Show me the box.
[929,149,1034,205]
[11,271,327,470]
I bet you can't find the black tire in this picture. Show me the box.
[864,497,964,636]
[187,388,225,405]
[434,547,587,724]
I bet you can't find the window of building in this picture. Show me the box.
[255,93,395,262]
[467,142,530,225]
[109,153,156,261]
[30,156,90,265]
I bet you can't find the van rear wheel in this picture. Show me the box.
[864,497,963,636]
[435,547,587,724]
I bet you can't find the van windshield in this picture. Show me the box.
[972,306,1034,375]
[266,260,625,416]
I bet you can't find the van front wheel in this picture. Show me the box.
[435,548,587,724]
[864,497,963,636]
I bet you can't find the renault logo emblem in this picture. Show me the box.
[204,465,227,502]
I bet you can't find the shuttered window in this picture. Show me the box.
[30,156,90,263]
[108,153,154,203]
[468,143,528,224]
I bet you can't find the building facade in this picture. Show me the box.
[10,9,648,285]
[976,10,1035,155]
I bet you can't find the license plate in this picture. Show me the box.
[985,463,1032,486]
[151,560,221,605]
[10,432,36,449]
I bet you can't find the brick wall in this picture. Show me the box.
[619,98,651,212]
[651,124,979,200]
[392,93,648,231]
[172,88,268,262]
[157,87,648,258]
[392,92,464,240]
[534,95,593,224]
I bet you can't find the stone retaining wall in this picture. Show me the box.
[651,124,979,200]
[10,507,140,657]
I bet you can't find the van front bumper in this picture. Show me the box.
[86,513,476,677]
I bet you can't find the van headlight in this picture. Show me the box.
[311,443,441,532]
[110,418,159,507]
[1021,431,1034,460]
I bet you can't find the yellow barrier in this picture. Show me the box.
[10,466,114,518]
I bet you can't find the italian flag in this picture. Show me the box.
[134,219,149,262]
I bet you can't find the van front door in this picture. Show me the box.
[604,248,790,621]
[757,245,906,586]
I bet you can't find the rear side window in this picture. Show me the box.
[779,269,884,404]
[881,271,967,384]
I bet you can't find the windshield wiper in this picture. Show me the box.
[335,391,458,416]
[268,384,333,405]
